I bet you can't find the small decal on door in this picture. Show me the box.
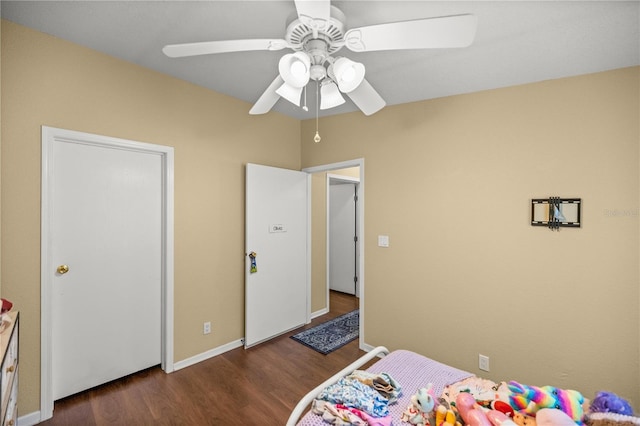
[269,224,287,233]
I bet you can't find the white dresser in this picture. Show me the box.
[0,311,18,426]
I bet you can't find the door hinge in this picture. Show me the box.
[354,276,358,283]
[354,236,358,243]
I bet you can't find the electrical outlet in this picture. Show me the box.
[203,321,211,335]
[479,354,490,372]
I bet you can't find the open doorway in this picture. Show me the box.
[304,159,364,350]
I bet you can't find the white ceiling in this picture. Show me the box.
[2,1,639,120]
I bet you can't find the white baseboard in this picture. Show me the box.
[310,307,329,320]
[18,410,41,426]
[173,338,244,371]
[360,342,375,353]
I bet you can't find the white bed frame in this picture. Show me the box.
[286,346,390,426]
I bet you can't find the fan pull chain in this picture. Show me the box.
[314,81,321,143]
[302,85,308,112]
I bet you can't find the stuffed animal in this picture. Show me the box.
[436,404,461,426]
[402,385,437,426]
[536,408,579,426]
[513,409,577,426]
[491,400,516,418]
[590,391,634,416]
[0,299,12,314]
[513,412,537,426]
[456,392,517,426]
[508,381,585,423]
[486,410,519,426]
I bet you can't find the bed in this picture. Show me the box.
[287,346,474,426]
[287,347,640,426]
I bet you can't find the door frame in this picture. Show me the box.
[327,173,360,297]
[303,158,365,350]
[40,126,175,421]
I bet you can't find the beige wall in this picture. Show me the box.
[0,15,3,298]
[3,18,640,418]
[1,21,301,414]
[303,66,640,407]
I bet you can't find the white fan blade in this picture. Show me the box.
[294,0,331,32]
[163,39,290,58]
[249,76,284,115]
[346,79,386,116]
[344,14,478,52]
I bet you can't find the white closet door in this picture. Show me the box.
[51,138,162,399]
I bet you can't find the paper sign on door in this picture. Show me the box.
[269,224,287,233]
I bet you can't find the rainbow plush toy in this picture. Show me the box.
[508,381,585,424]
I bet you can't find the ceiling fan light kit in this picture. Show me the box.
[276,51,311,105]
[163,0,478,116]
[331,57,365,93]
[275,83,305,107]
[279,52,311,84]
[320,81,346,110]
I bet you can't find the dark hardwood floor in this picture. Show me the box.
[39,291,364,425]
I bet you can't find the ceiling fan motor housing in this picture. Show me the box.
[285,5,347,59]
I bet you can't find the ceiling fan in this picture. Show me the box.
[163,0,478,116]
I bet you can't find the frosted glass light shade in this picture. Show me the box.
[278,52,310,88]
[320,82,346,109]
[332,57,365,93]
[275,82,304,106]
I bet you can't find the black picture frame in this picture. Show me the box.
[531,197,581,229]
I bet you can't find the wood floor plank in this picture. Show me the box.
[39,291,363,425]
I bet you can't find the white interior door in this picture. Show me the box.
[50,138,162,400]
[329,180,358,295]
[245,163,309,348]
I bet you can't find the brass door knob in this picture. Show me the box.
[57,264,70,275]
